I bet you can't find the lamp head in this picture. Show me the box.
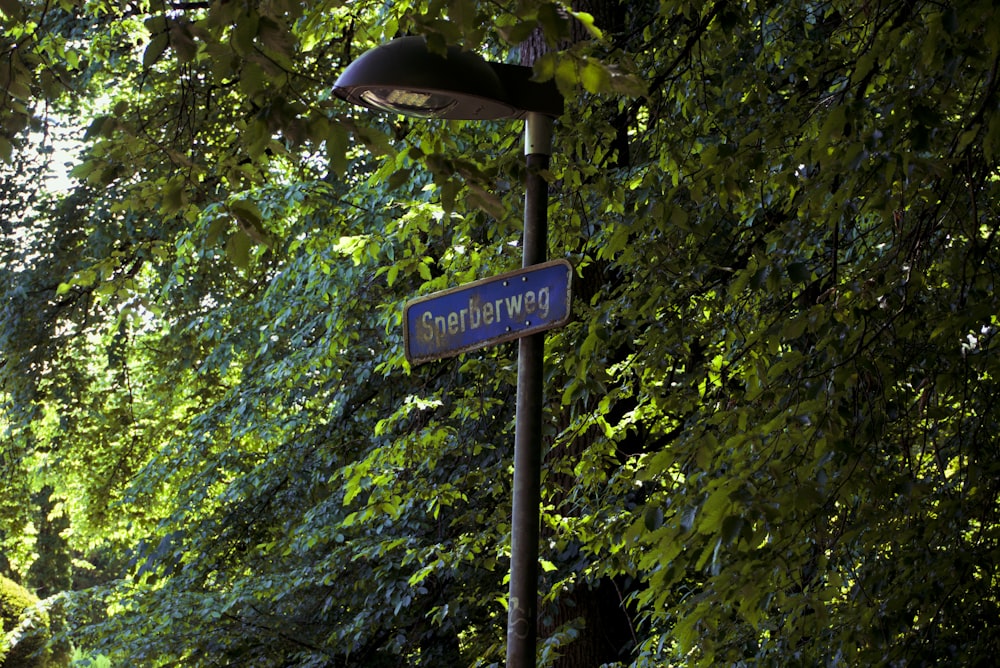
[333,36,562,120]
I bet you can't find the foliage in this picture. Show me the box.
[0,574,57,667]
[2,0,1000,666]
[28,486,73,600]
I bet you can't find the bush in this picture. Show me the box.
[0,574,53,667]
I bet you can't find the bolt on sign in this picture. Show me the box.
[403,259,573,365]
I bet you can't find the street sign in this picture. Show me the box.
[404,259,573,364]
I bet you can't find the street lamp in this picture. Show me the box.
[334,36,563,668]
[333,36,562,120]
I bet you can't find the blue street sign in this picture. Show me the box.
[404,259,573,364]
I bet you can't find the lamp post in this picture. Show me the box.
[334,36,562,668]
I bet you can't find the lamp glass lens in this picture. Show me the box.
[360,88,457,118]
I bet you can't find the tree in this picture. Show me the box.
[2,0,1000,666]
[1,573,61,667]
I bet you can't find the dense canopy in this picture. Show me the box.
[2,0,999,665]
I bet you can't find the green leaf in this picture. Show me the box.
[226,230,253,269]
[231,11,259,56]
[643,505,664,531]
[532,53,557,83]
[580,60,612,94]
[698,482,736,535]
[536,2,571,42]
[499,19,539,44]
[230,200,272,246]
[169,23,199,63]
[388,168,411,191]
[440,179,458,214]
[143,33,169,68]
[786,262,811,283]
[720,515,743,546]
[569,10,604,40]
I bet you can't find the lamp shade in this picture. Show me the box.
[333,37,521,120]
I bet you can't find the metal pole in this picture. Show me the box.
[506,112,554,668]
